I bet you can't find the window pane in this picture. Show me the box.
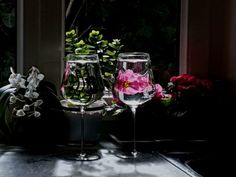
[65,0,180,85]
[0,0,16,86]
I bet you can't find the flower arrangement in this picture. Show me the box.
[8,67,44,118]
[0,66,63,140]
[109,73,214,118]
[166,74,214,117]
[108,71,165,115]
[168,74,213,100]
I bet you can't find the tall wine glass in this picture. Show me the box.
[61,54,104,161]
[113,52,155,159]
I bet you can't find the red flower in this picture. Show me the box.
[168,74,213,100]
[170,74,197,85]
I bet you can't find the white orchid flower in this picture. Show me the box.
[29,78,39,88]
[16,109,26,117]
[8,73,16,85]
[27,73,34,82]
[34,99,43,107]
[24,91,39,99]
[32,92,39,98]
[23,104,30,111]
[32,66,40,73]
[9,95,17,104]
[19,78,26,88]
[34,111,41,117]
[8,68,26,89]
[24,91,31,98]
[8,66,45,119]
[37,74,44,80]
[10,67,15,74]
[26,84,34,91]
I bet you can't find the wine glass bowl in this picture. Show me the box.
[61,54,104,161]
[61,54,104,107]
[113,52,155,159]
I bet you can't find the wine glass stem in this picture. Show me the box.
[131,106,137,157]
[80,106,85,157]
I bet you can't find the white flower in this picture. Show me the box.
[28,78,39,89]
[32,92,39,98]
[10,67,15,74]
[23,104,30,111]
[24,91,39,99]
[9,95,17,104]
[16,109,26,117]
[8,73,26,89]
[24,91,31,98]
[27,84,35,91]
[37,74,44,80]
[34,111,41,117]
[8,66,45,119]
[34,99,43,107]
[19,79,26,88]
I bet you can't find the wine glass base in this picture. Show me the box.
[65,153,101,161]
[114,151,152,160]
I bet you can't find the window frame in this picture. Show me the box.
[17,0,24,74]
[179,0,189,74]
[17,0,65,90]
[17,0,190,88]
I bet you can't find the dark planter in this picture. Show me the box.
[62,100,105,145]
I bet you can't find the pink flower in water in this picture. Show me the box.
[64,62,70,81]
[114,69,152,95]
[60,63,70,93]
[155,83,164,99]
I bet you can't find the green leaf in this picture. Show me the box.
[80,92,85,97]
[105,50,116,56]
[0,84,12,95]
[4,103,12,133]
[86,44,96,49]
[112,108,126,116]
[75,48,91,54]
[104,72,113,77]
[108,43,116,49]
[65,47,73,52]
[66,29,76,36]
[0,87,15,101]
[101,40,108,47]
[89,30,100,38]
[0,88,15,135]
[66,38,72,42]
[64,55,69,61]
[74,40,86,47]
[98,34,103,40]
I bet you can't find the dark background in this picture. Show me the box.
[65,0,180,79]
[0,0,16,86]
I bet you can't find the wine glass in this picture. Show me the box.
[112,52,156,159]
[61,54,104,161]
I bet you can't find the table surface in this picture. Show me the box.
[0,141,202,177]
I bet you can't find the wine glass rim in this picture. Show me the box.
[67,53,99,60]
[118,52,150,59]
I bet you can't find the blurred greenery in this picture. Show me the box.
[65,0,180,80]
[0,0,16,87]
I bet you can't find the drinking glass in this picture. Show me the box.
[112,52,155,159]
[61,54,104,161]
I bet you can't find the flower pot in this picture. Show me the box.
[61,99,105,145]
